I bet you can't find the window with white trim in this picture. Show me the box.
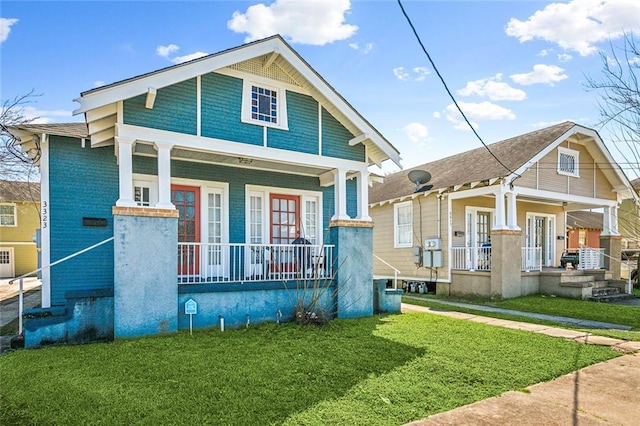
[394,201,413,248]
[241,80,288,130]
[0,204,17,227]
[133,176,158,207]
[557,147,579,177]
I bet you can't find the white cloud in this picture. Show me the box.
[401,122,429,145]
[22,106,73,124]
[228,0,357,45]
[445,101,516,131]
[537,49,552,57]
[557,53,573,62]
[412,67,430,81]
[1,18,18,44]
[93,81,106,88]
[157,43,179,58]
[510,64,568,86]
[457,73,527,101]
[349,41,373,54]
[432,111,441,119]
[171,52,208,64]
[394,66,429,82]
[393,67,410,81]
[505,0,640,56]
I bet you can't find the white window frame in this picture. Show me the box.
[557,147,579,177]
[241,78,289,131]
[394,201,413,248]
[464,206,495,247]
[0,203,17,227]
[132,175,158,207]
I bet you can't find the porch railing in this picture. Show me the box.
[578,247,604,270]
[177,242,334,283]
[451,246,492,271]
[521,247,542,271]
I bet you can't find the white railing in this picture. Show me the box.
[451,246,492,271]
[578,247,605,270]
[177,242,334,283]
[521,247,542,271]
[373,254,401,289]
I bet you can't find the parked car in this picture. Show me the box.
[560,250,579,269]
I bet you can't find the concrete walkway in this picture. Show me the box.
[402,303,640,425]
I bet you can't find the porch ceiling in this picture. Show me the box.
[134,142,333,177]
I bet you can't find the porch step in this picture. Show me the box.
[588,286,636,303]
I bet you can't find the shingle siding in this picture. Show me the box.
[201,72,263,145]
[268,91,318,154]
[124,79,197,135]
[321,107,363,162]
[49,136,118,306]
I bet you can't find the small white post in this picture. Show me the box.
[18,277,24,335]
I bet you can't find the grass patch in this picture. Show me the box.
[1,315,617,425]
[404,294,640,341]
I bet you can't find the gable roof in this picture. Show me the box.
[631,178,640,191]
[370,121,575,204]
[7,123,88,140]
[0,180,41,203]
[370,121,636,205]
[73,34,400,167]
[566,211,602,230]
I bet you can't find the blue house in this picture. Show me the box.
[9,35,401,347]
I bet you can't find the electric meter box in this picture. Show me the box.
[423,238,443,268]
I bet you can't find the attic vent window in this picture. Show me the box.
[557,147,579,177]
[251,85,277,123]
[241,79,288,131]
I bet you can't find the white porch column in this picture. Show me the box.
[356,170,371,221]
[492,185,508,230]
[115,137,137,207]
[506,191,520,230]
[332,168,350,221]
[601,205,619,236]
[154,141,175,209]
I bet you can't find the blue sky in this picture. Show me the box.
[2,0,639,178]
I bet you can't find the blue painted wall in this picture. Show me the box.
[124,78,197,135]
[49,136,118,306]
[267,91,319,154]
[321,107,364,162]
[201,72,263,145]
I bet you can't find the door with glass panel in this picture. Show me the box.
[466,210,491,270]
[527,214,555,267]
[270,194,300,275]
[205,190,225,279]
[172,185,200,276]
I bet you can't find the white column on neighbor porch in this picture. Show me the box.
[115,137,137,207]
[356,170,371,221]
[601,205,619,236]
[332,168,350,221]
[492,185,509,230]
[506,191,520,230]
[154,141,175,209]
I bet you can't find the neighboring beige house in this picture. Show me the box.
[0,181,40,278]
[370,122,638,299]
[619,178,640,249]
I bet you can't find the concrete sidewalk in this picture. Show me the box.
[0,277,41,302]
[402,303,640,425]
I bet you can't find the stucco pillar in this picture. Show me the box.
[355,170,371,221]
[490,229,522,299]
[154,141,175,209]
[115,137,137,207]
[113,207,178,338]
[329,220,374,318]
[332,169,350,221]
[600,234,622,280]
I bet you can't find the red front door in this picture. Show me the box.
[270,194,300,274]
[172,185,200,275]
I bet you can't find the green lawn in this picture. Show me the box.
[1,314,618,425]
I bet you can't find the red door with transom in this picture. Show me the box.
[172,185,200,275]
[270,194,299,274]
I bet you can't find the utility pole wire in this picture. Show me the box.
[396,0,518,177]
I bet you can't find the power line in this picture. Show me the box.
[396,0,518,177]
